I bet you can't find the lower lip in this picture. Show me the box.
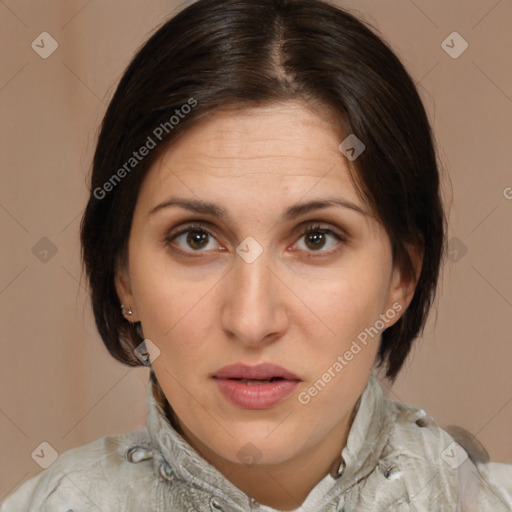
[213,378,300,409]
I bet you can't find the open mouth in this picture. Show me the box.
[211,363,301,409]
[212,362,301,381]
[228,377,285,384]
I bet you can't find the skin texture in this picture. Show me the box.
[116,101,421,510]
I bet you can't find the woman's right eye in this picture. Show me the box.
[164,223,223,256]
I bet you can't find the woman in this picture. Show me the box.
[2,0,511,510]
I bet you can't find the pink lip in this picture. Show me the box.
[212,363,301,410]
[213,363,301,381]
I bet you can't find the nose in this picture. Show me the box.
[220,249,290,348]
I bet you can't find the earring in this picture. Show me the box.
[121,304,133,316]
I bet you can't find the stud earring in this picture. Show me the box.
[121,304,133,316]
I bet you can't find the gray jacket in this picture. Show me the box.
[2,374,511,511]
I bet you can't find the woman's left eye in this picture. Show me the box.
[164,222,346,256]
[293,224,345,254]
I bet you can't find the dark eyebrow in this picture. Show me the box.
[282,198,368,220]
[149,196,368,220]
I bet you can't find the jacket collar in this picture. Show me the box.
[145,371,392,510]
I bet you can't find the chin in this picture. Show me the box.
[204,426,309,467]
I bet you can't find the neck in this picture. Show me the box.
[178,408,357,511]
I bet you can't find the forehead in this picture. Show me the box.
[127,102,385,243]
[135,101,378,234]
[177,102,340,162]
[148,102,358,191]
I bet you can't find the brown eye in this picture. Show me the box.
[186,230,210,250]
[164,222,221,255]
[304,231,327,250]
[294,224,347,255]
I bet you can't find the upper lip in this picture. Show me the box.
[212,363,301,381]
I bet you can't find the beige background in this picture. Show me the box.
[1,0,511,500]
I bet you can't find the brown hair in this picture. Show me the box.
[81,0,447,381]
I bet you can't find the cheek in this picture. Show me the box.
[297,282,382,411]
[129,266,233,381]
[306,262,389,342]
[129,255,211,346]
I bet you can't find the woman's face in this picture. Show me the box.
[117,101,416,467]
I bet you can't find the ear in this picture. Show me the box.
[384,242,423,326]
[115,262,140,322]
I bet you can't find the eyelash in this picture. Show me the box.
[164,222,348,259]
